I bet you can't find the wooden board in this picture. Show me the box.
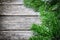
[0,0,40,40]
[0,15,40,31]
[0,0,23,4]
[0,31,32,40]
[0,4,39,15]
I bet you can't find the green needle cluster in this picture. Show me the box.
[24,0,60,40]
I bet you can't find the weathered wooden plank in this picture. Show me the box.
[0,0,23,4]
[0,31,32,40]
[0,4,39,15]
[0,16,40,30]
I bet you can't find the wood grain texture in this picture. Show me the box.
[0,0,40,40]
[0,0,23,4]
[0,16,40,31]
[0,31,32,40]
[0,4,39,15]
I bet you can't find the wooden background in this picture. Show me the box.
[0,0,40,40]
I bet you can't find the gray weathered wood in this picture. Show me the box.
[0,31,32,40]
[0,4,39,15]
[0,16,40,30]
[0,0,23,4]
[0,0,40,40]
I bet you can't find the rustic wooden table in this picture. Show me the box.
[0,0,40,40]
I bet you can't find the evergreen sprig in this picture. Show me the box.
[24,0,60,40]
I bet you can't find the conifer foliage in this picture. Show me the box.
[24,0,60,40]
